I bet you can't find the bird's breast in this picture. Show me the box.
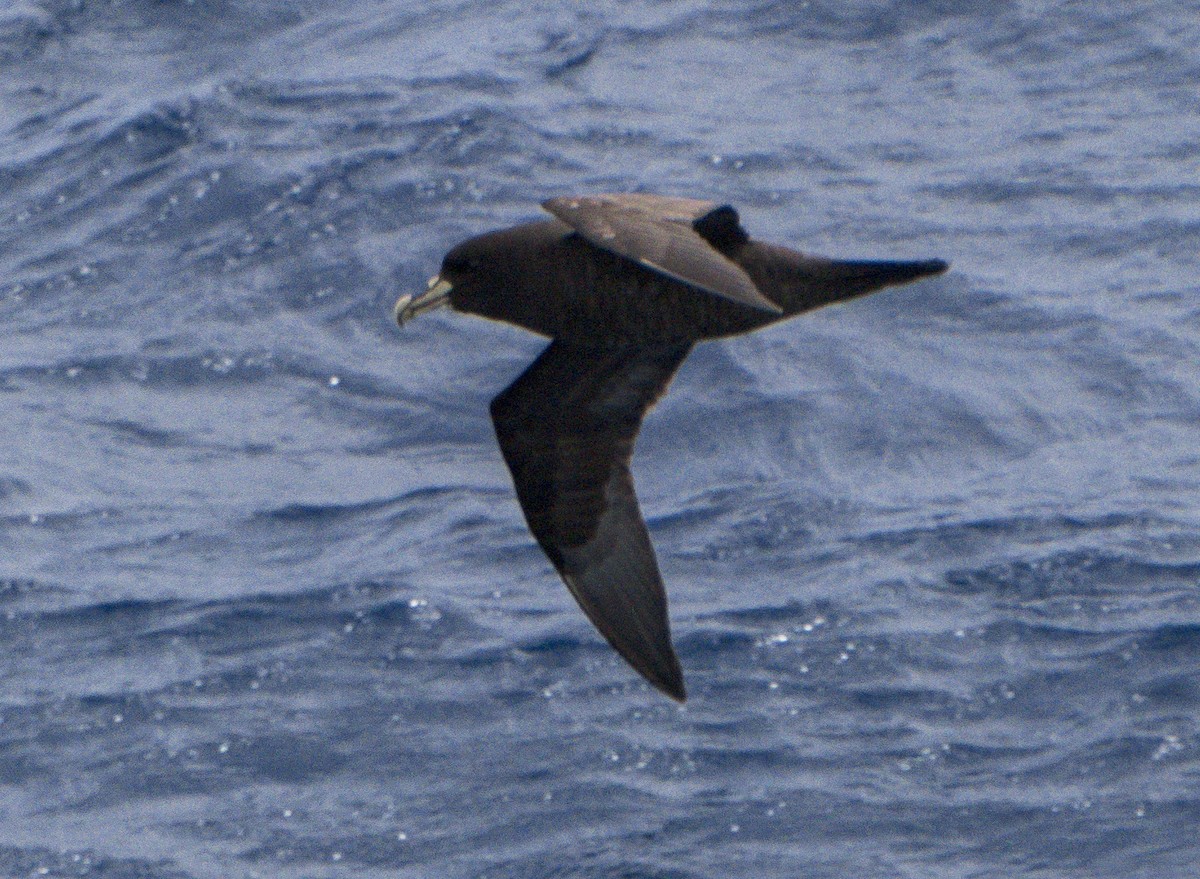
[503,237,774,344]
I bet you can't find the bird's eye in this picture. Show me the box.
[443,253,477,274]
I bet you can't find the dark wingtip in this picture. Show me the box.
[659,666,687,702]
[638,652,687,702]
[652,673,687,703]
[616,636,686,702]
[923,258,950,276]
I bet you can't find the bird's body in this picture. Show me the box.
[395,194,949,701]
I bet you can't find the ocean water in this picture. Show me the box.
[2,1,1199,876]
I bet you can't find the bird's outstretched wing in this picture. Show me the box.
[489,339,693,700]
[543,194,781,314]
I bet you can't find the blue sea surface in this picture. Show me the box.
[3,1,1199,876]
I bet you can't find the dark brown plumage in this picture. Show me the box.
[394,193,949,701]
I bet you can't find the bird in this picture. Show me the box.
[394,193,948,702]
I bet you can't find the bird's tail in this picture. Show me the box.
[746,243,949,316]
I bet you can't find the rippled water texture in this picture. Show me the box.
[2,2,1199,877]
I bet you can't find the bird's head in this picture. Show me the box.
[395,226,553,331]
[394,232,523,327]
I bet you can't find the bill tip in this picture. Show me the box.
[392,293,413,326]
